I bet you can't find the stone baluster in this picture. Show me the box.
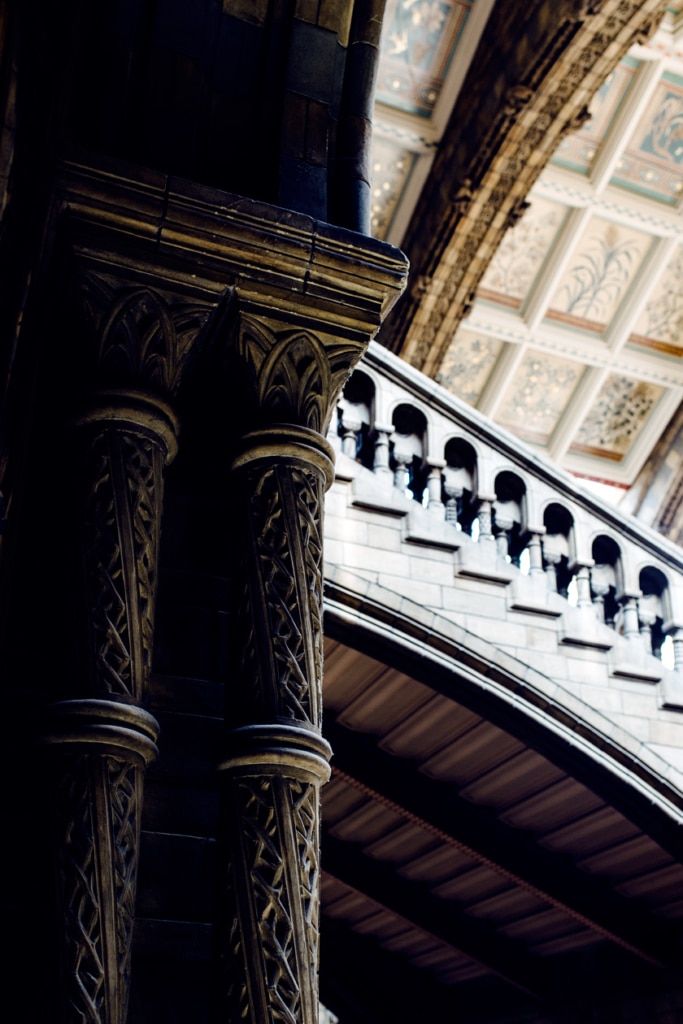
[393,449,412,494]
[671,628,683,672]
[526,529,546,577]
[543,546,561,593]
[638,599,657,656]
[340,415,361,459]
[41,280,209,1024]
[493,511,514,561]
[477,495,496,543]
[426,459,446,518]
[591,579,611,624]
[444,484,462,527]
[573,564,594,610]
[372,422,394,482]
[619,592,642,642]
[213,224,408,1024]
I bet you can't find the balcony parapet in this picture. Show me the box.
[325,343,683,754]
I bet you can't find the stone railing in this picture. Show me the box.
[326,342,683,713]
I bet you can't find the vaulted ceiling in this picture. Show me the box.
[371,1,683,501]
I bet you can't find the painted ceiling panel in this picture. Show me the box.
[552,58,639,176]
[376,0,474,118]
[436,328,503,404]
[547,217,651,332]
[570,374,665,462]
[370,136,417,239]
[477,196,567,308]
[371,7,683,490]
[612,71,683,205]
[630,243,683,354]
[495,350,584,445]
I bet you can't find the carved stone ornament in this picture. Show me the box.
[42,273,210,1024]
[214,285,395,1022]
[47,159,408,1024]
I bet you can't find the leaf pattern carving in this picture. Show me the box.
[80,275,210,397]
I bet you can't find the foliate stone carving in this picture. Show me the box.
[43,700,158,1024]
[231,315,366,436]
[502,84,535,120]
[217,728,330,1024]
[43,272,210,1024]
[230,441,330,730]
[80,275,212,398]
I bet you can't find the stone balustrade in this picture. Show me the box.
[325,341,683,773]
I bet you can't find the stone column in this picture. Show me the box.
[212,224,408,1024]
[40,283,210,1024]
[217,416,333,1024]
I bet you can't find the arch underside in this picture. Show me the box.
[320,570,683,1023]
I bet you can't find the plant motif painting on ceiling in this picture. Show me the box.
[477,197,564,307]
[632,245,683,352]
[572,374,663,460]
[550,219,646,329]
[437,328,502,404]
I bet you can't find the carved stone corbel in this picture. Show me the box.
[42,275,210,1024]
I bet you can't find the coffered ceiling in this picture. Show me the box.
[371,2,683,497]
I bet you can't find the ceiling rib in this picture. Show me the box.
[322,829,546,997]
[604,234,679,352]
[523,206,593,332]
[547,364,610,462]
[325,717,673,968]
[476,342,527,419]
